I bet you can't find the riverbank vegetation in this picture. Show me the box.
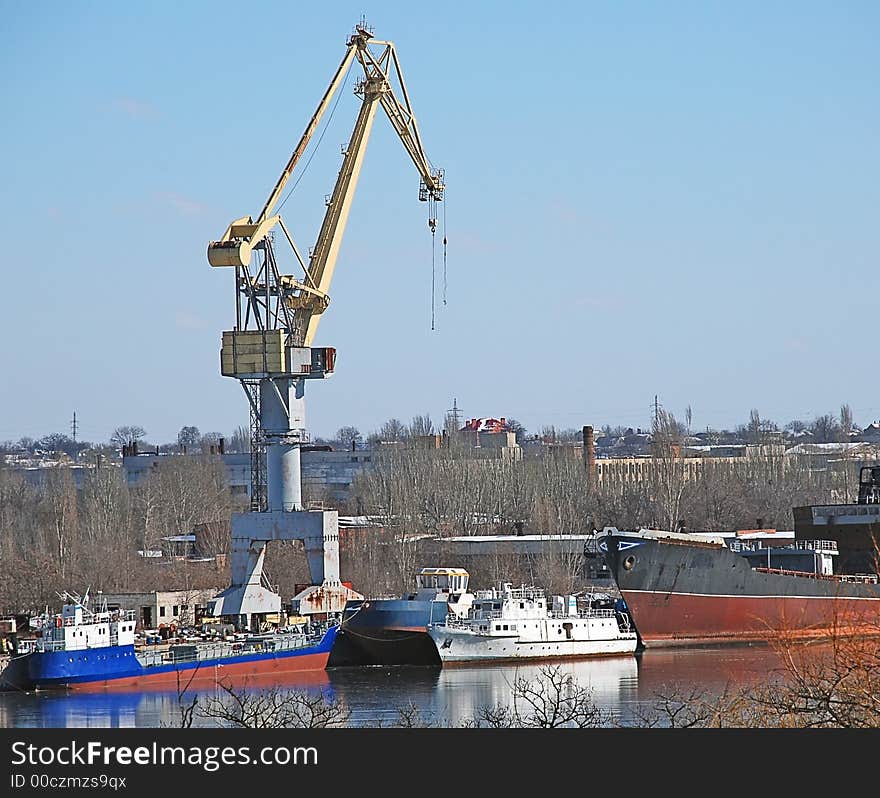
[0,407,860,611]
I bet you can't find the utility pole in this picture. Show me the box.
[71,411,78,461]
[653,395,661,428]
[445,398,462,436]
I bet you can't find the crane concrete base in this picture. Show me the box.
[210,509,363,629]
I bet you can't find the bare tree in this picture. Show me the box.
[626,683,716,728]
[335,425,362,450]
[165,672,201,728]
[746,628,880,728]
[110,425,146,449]
[227,425,250,454]
[199,681,350,728]
[43,468,79,580]
[504,418,527,444]
[745,409,764,444]
[198,432,224,453]
[811,414,841,444]
[408,414,434,438]
[177,426,201,448]
[785,419,807,435]
[373,418,407,443]
[389,702,442,728]
[469,665,608,728]
[651,408,687,532]
[37,433,87,459]
[840,404,854,442]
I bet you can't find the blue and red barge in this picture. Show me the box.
[1,594,337,691]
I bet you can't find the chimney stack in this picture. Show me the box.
[582,425,596,485]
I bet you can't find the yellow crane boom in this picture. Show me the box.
[208,23,444,348]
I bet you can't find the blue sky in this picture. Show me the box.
[1,2,878,445]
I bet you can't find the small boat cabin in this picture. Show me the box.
[415,567,470,594]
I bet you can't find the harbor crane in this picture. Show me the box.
[208,22,445,628]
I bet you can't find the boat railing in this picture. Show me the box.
[729,539,838,554]
[462,610,503,622]
[504,586,546,600]
[812,503,880,518]
[57,609,138,626]
[474,586,546,601]
[437,607,620,628]
[550,608,617,619]
[839,574,880,584]
[34,638,67,653]
[436,616,471,630]
[253,633,311,652]
[34,635,118,653]
[137,650,166,668]
[754,566,878,583]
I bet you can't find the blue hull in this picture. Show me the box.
[329,599,449,667]
[16,626,338,689]
[341,598,451,632]
[29,645,142,685]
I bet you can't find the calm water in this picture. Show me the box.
[0,645,786,728]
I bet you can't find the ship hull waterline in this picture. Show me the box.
[620,589,880,647]
[429,631,638,665]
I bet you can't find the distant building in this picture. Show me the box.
[122,449,375,504]
[97,589,222,630]
[0,455,104,490]
[856,422,880,443]
[594,445,787,486]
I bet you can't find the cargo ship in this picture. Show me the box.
[0,592,337,691]
[598,525,880,648]
[328,567,474,667]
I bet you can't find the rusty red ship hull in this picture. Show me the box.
[598,528,880,647]
[70,650,332,693]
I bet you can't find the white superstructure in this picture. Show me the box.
[29,592,137,654]
[428,583,638,664]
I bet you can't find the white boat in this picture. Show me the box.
[427,583,638,664]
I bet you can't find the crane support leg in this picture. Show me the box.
[261,377,305,511]
[210,511,360,622]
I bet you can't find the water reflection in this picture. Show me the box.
[326,657,639,726]
[0,646,796,728]
[0,671,336,729]
[634,644,786,696]
[432,657,639,726]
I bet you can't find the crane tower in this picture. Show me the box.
[207,22,444,629]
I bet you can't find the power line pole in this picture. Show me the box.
[653,395,661,428]
[445,397,462,436]
[71,411,78,461]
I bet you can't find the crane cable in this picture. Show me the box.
[442,195,447,305]
[276,68,351,215]
[429,197,437,331]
